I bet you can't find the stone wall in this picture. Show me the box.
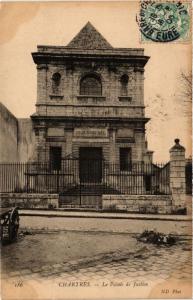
[0,103,35,162]
[18,119,36,161]
[0,102,18,162]
[0,193,59,209]
[102,194,172,214]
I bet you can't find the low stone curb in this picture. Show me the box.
[19,210,192,221]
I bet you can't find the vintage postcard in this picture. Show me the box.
[0,1,192,299]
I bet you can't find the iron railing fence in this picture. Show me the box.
[0,160,170,195]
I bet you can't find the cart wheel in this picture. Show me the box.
[8,208,19,242]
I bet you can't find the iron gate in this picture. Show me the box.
[0,160,171,208]
[59,158,105,208]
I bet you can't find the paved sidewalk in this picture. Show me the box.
[19,215,192,236]
[19,209,192,221]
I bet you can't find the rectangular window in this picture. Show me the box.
[120,148,132,171]
[50,146,62,170]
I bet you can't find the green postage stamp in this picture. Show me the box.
[137,1,191,42]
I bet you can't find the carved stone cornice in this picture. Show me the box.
[31,115,150,125]
[108,63,117,73]
[66,62,74,71]
[65,123,74,131]
[37,64,48,70]
[32,52,150,67]
[134,66,144,73]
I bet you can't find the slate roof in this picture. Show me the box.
[66,22,113,49]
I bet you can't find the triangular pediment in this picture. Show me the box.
[66,22,113,49]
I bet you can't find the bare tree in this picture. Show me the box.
[178,71,192,116]
[180,72,192,100]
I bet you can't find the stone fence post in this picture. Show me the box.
[169,139,186,213]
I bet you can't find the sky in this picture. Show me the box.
[0,1,191,162]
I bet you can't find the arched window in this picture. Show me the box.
[52,72,61,93]
[120,74,129,96]
[80,74,102,96]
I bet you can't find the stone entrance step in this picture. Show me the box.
[58,204,98,211]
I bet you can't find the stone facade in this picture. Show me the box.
[31,22,150,164]
[0,23,188,214]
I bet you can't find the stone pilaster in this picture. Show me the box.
[35,125,47,162]
[143,151,154,164]
[169,139,186,213]
[134,66,144,106]
[37,64,48,104]
[109,128,116,163]
[65,127,73,156]
[133,128,145,162]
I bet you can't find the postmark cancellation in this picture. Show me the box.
[137,1,191,43]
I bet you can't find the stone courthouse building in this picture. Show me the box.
[0,22,187,213]
[31,22,151,169]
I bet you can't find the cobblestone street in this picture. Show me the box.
[6,240,192,282]
[2,230,192,282]
[1,216,192,299]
